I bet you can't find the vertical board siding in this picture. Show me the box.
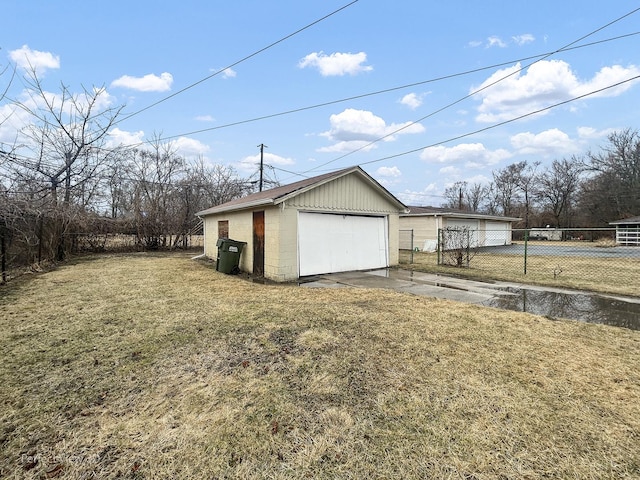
[288,175,398,213]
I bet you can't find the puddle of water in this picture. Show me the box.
[483,287,640,331]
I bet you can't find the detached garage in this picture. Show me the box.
[399,206,521,251]
[196,166,407,282]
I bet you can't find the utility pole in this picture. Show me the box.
[257,143,267,192]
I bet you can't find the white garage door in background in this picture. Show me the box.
[485,221,510,246]
[445,218,479,246]
[298,212,388,276]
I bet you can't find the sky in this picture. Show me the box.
[1,1,639,206]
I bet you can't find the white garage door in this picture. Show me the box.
[298,212,388,276]
[485,221,510,246]
[445,218,479,247]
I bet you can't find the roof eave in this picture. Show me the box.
[195,198,274,217]
[401,212,521,222]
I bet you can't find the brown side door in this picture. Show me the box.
[253,211,265,276]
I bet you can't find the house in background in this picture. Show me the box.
[399,206,521,251]
[196,166,407,282]
[610,216,640,246]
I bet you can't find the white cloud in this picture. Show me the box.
[107,128,145,147]
[319,108,424,152]
[510,128,578,156]
[317,140,375,154]
[396,184,440,206]
[173,137,210,157]
[439,166,460,175]
[486,36,507,48]
[9,45,60,74]
[473,60,640,123]
[1,86,115,148]
[468,40,483,48]
[110,72,173,92]
[222,68,236,79]
[512,34,535,45]
[576,126,615,140]
[0,102,31,145]
[376,166,402,178]
[573,64,640,97]
[399,92,426,110]
[195,115,214,122]
[420,143,511,166]
[298,51,373,76]
[238,152,295,173]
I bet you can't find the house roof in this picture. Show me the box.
[610,215,640,225]
[195,166,407,217]
[402,205,521,222]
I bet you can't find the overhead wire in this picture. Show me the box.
[300,6,640,175]
[116,0,360,124]
[3,6,639,196]
[362,75,640,169]
[3,29,637,164]
[268,74,640,194]
[147,31,640,144]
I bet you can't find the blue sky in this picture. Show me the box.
[2,1,639,205]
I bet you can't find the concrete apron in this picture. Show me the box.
[301,268,510,304]
[301,268,640,306]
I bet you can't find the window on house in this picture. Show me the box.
[218,220,229,239]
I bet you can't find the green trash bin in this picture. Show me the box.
[216,238,247,274]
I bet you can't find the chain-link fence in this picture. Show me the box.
[400,227,640,296]
[399,229,415,263]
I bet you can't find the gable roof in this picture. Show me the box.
[610,215,640,225]
[196,166,407,217]
[402,205,521,222]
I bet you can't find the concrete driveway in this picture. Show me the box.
[300,268,640,330]
[300,268,518,304]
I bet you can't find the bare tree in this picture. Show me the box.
[537,157,583,228]
[490,161,539,226]
[442,181,488,212]
[580,129,640,225]
[443,181,468,210]
[4,68,124,259]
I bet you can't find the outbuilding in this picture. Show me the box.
[610,215,640,246]
[399,206,521,251]
[196,166,407,282]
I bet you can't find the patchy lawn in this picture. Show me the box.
[1,253,639,479]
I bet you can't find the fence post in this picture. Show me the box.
[437,228,441,265]
[1,227,6,284]
[410,229,414,264]
[523,229,529,275]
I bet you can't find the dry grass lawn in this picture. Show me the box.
[1,253,639,479]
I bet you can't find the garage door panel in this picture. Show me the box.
[485,221,509,246]
[299,213,388,276]
[446,219,479,246]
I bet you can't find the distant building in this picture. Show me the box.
[609,216,640,246]
[399,206,521,252]
[529,226,563,241]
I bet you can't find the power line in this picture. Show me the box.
[302,6,640,175]
[3,29,637,167]
[357,75,640,169]
[117,1,359,124]
[274,74,640,189]
[126,31,640,144]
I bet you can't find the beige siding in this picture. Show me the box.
[399,216,440,249]
[201,172,403,281]
[288,174,399,213]
[203,209,254,272]
[387,213,400,266]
